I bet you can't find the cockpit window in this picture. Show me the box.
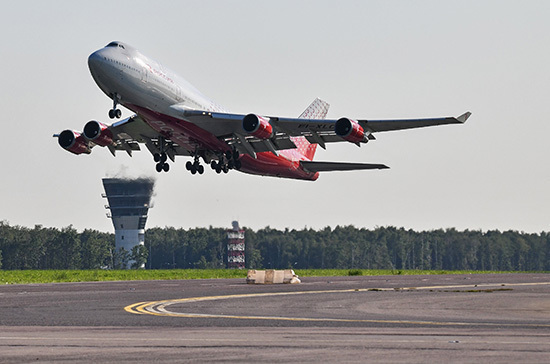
[106,42,125,49]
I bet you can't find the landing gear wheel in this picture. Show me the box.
[234,159,242,170]
[154,153,161,163]
[223,165,229,174]
[109,93,121,119]
[108,108,121,119]
[187,154,205,175]
[160,153,167,163]
[156,162,170,172]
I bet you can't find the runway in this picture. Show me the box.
[1,273,549,362]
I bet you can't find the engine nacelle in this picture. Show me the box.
[57,130,91,155]
[335,118,367,144]
[83,120,113,147]
[242,114,273,139]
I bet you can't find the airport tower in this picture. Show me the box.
[227,221,245,269]
[102,178,155,267]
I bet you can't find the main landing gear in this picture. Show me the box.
[186,155,204,175]
[154,152,170,173]
[155,149,242,175]
[108,93,122,119]
[153,137,171,173]
[183,150,241,176]
[210,150,241,174]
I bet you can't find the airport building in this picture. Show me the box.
[102,178,155,268]
[227,221,245,269]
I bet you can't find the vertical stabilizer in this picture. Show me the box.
[293,98,330,160]
[298,98,330,120]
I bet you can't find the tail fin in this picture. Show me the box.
[298,98,330,120]
[293,98,330,160]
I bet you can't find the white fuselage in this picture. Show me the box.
[88,42,227,117]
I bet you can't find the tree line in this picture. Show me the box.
[0,221,549,271]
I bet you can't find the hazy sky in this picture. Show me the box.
[1,1,549,233]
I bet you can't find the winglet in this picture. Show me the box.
[457,112,472,123]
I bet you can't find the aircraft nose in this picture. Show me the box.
[87,50,103,72]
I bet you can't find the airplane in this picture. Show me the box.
[54,41,470,181]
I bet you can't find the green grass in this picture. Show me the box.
[0,269,247,284]
[0,268,544,285]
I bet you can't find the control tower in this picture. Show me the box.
[102,178,154,267]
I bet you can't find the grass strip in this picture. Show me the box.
[0,269,545,285]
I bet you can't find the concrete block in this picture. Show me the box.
[247,269,301,284]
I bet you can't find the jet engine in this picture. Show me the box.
[57,130,91,155]
[83,120,113,147]
[335,118,367,144]
[242,114,273,139]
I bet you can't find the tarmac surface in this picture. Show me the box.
[0,273,549,363]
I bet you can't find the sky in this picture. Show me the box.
[1,1,549,233]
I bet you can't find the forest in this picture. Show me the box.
[0,221,549,271]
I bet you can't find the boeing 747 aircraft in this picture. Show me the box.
[55,41,470,181]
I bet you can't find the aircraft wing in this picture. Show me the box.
[268,112,470,134]
[55,115,192,159]
[108,115,193,159]
[178,106,470,154]
[58,105,469,160]
[357,112,471,132]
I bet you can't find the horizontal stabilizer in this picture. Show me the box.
[300,160,389,173]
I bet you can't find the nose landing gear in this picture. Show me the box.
[108,93,122,119]
[108,109,121,119]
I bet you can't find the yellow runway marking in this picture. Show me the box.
[124,282,550,327]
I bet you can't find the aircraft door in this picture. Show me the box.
[141,68,148,83]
